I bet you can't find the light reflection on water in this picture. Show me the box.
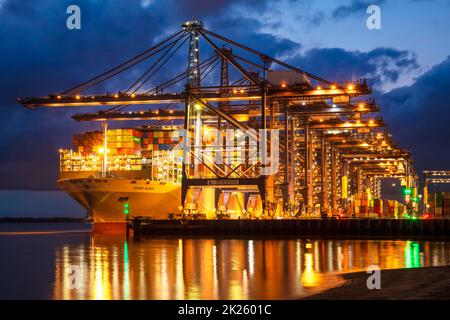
[53,237,450,300]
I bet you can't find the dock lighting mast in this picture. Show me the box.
[183,20,203,177]
[183,20,203,87]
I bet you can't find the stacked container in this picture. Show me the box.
[107,128,142,155]
[432,192,450,217]
[381,199,404,218]
[63,128,186,178]
[142,130,183,153]
[352,193,370,216]
[60,150,144,172]
[60,150,102,171]
[373,199,382,217]
[73,131,103,155]
[443,193,450,216]
[435,192,443,215]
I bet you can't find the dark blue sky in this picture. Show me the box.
[0,0,450,192]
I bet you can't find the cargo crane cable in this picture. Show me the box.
[60,29,186,95]
[200,57,221,82]
[63,29,187,95]
[230,77,247,86]
[143,54,219,95]
[231,54,270,73]
[125,32,188,93]
[201,28,332,86]
[63,33,187,96]
[99,31,188,94]
[147,52,218,92]
[105,55,219,114]
[126,33,190,94]
[199,30,260,86]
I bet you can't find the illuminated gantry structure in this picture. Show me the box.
[423,170,450,208]
[18,20,414,218]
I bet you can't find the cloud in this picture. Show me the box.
[332,0,386,20]
[379,55,450,175]
[286,46,419,88]
[206,15,301,58]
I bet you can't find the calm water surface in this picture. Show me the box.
[1,223,450,299]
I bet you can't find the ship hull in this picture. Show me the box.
[58,178,181,222]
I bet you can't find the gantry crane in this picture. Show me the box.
[18,20,414,218]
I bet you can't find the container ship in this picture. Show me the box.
[58,125,183,225]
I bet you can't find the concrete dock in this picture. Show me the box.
[129,218,450,239]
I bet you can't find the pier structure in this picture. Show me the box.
[18,20,417,219]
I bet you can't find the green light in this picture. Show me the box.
[123,241,130,299]
[405,241,412,268]
[403,187,412,195]
[123,202,129,215]
[404,241,421,268]
[412,242,420,268]
[412,197,418,202]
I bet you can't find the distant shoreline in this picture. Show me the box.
[0,217,85,223]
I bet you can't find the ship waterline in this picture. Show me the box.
[58,177,181,222]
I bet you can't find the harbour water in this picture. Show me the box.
[1,223,450,299]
